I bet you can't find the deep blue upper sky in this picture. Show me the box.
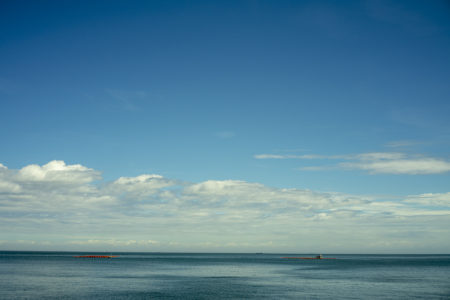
[1,0,450,195]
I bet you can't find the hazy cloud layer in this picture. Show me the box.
[0,161,449,252]
[255,152,450,175]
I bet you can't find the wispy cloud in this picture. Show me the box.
[405,192,450,207]
[1,160,449,252]
[255,152,450,175]
[340,157,450,175]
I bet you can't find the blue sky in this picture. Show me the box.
[1,0,449,253]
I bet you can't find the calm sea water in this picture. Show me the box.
[0,252,449,299]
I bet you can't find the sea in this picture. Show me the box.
[1,252,449,299]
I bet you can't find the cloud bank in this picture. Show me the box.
[0,161,449,253]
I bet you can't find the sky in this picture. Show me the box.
[0,0,449,253]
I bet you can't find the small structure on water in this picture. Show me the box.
[282,254,335,260]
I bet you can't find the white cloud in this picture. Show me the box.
[0,160,449,252]
[256,151,450,175]
[185,180,265,199]
[341,158,450,175]
[183,180,364,211]
[0,165,21,193]
[405,192,450,207]
[114,174,169,186]
[69,239,160,246]
[0,180,21,193]
[17,160,101,183]
[111,174,176,192]
[355,152,406,160]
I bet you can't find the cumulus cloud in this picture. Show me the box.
[0,161,110,220]
[0,180,21,193]
[183,180,364,211]
[256,152,450,175]
[113,174,175,190]
[107,174,178,201]
[17,160,101,183]
[0,160,449,252]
